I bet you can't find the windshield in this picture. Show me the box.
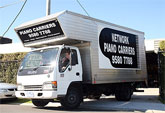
[18,47,59,76]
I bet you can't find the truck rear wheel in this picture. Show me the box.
[60,87,82,109]
[32,99,49,108]
[115,84,132,101]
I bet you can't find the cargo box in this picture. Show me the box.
[15,10,147,84]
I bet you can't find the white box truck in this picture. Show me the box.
[15,10,147,109]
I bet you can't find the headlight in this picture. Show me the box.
[0,89,7,92]
[42,81,57,90]
[43,83,53,90]
[17,84,24,91]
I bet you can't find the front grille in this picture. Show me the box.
[24,85,42,91]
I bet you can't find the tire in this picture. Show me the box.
[115,90,122,101]
[32,99,49,108]
[115,84,132,101]
[60,87,82,109]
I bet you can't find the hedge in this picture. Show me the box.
[0,53,26,84]
[160,40,165,51]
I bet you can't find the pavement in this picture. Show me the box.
[20,88,165,113]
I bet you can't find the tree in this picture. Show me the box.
[0,52,26,84]
[159,40,165,51]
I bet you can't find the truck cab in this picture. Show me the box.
[16,45,83,108]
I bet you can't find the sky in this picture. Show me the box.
[0,0,165,43]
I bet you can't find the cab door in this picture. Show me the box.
[57,47,82,96]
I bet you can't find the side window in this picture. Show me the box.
[71,49,78,66]
[59,48,71,72]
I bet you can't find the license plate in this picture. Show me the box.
[26,92,34,98]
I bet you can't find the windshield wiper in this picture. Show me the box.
[33,67,39,71]
[32,64,51,71]
[41,63,51,66]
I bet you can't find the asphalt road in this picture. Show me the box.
[0,104,142,113]
[0,88,164,113]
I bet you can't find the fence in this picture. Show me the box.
[158,51,165,102]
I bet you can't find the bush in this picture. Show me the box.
[0,53,26,84]
[159,40,165,51]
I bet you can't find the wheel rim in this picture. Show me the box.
[67,94,77,104]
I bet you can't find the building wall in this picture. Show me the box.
[0,43,31,54]
[145,39,165,52]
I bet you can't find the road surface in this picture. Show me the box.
[0,104,143,113]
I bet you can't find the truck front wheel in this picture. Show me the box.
[60,87,82,109]
[32,99,49,108]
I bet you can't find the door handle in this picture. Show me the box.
[76,72,80,76]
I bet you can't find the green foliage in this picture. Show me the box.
[0,53,26,84]
[159,40,165,51]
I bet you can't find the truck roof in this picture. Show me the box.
[15,10,144,34]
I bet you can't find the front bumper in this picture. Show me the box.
[0,91,16,99]
[15,90,58,99]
